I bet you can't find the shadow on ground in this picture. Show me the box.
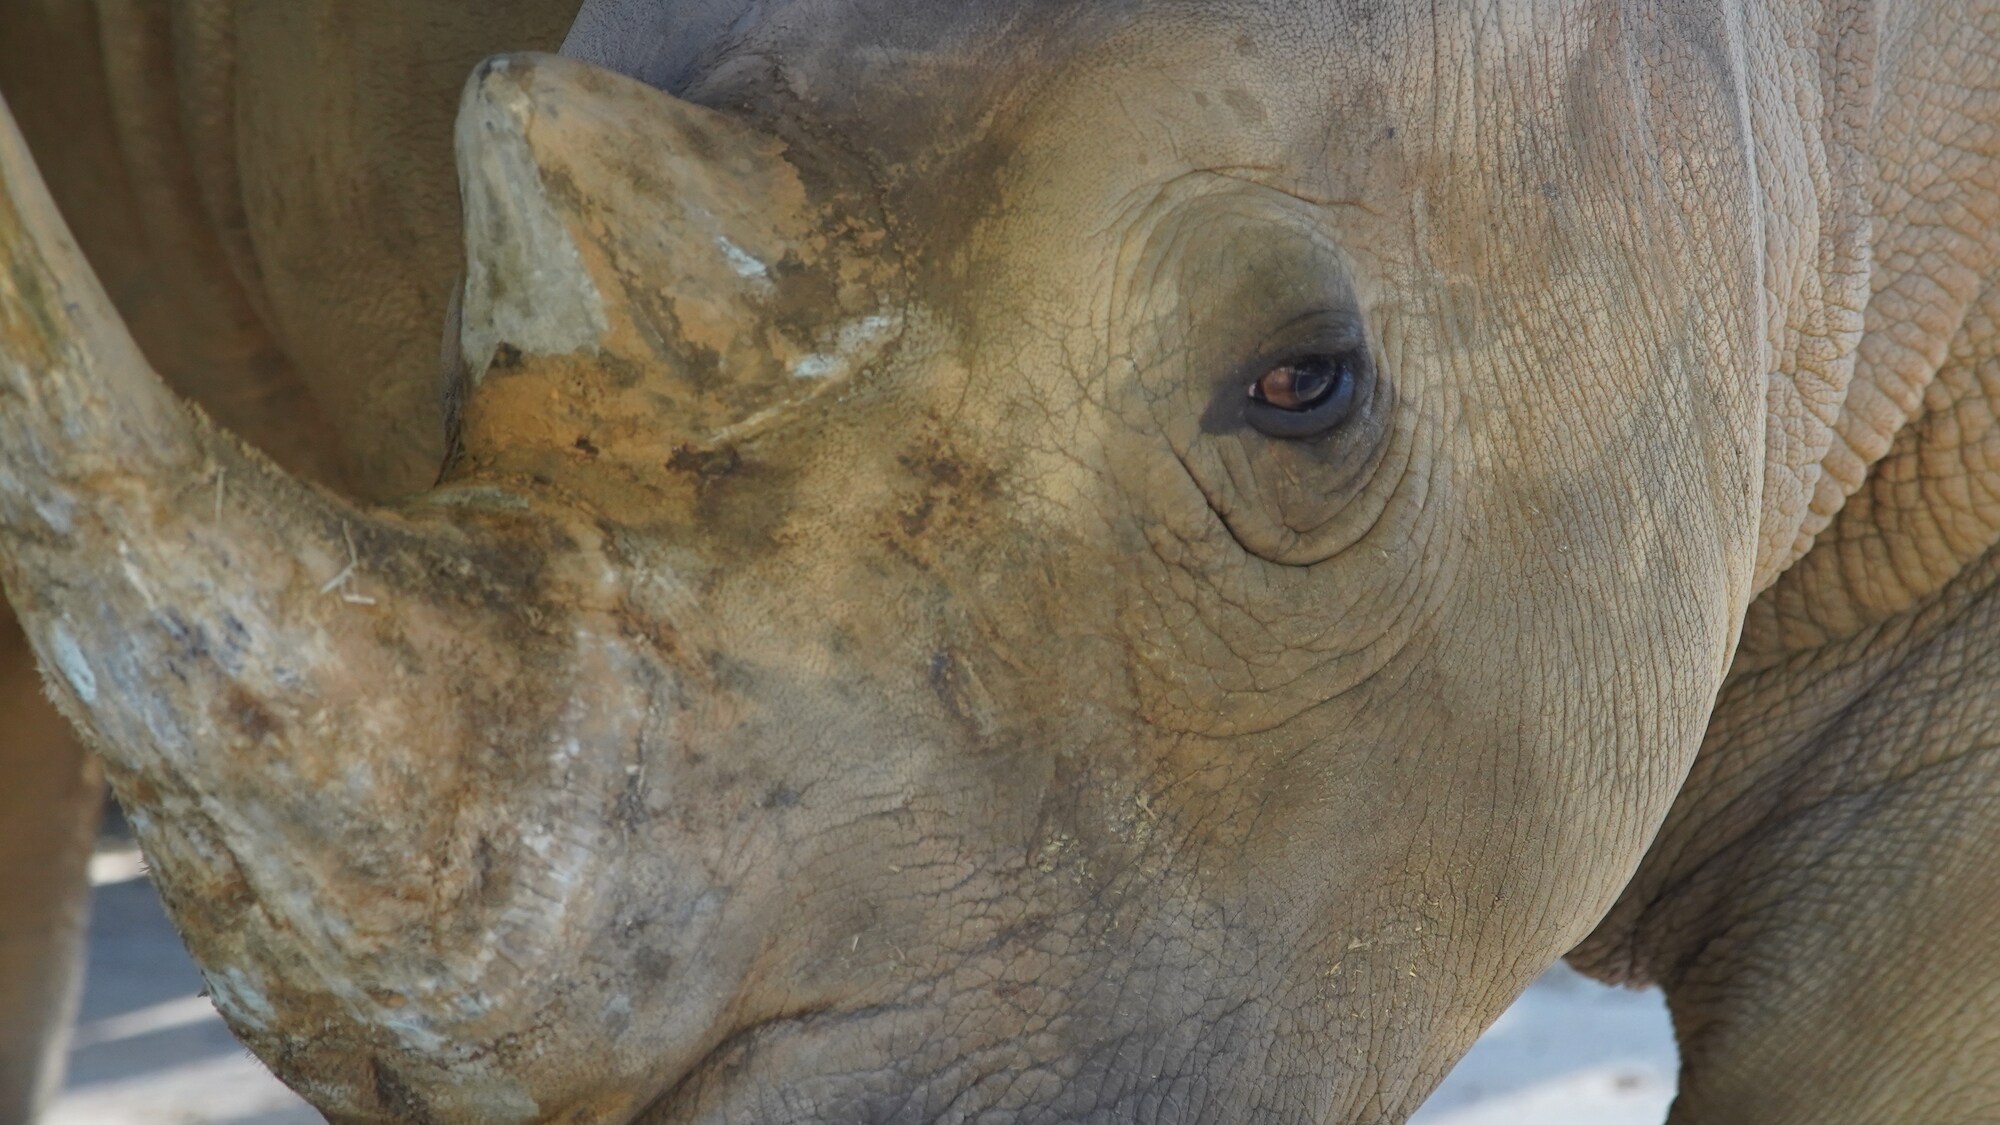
[47,833,317,1125]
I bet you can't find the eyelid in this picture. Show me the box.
[1227,309,1368,388]
[1194,305,1373,437]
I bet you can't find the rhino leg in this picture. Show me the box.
[0,605,101,1121]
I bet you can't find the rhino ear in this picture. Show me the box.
[450,52,901,471]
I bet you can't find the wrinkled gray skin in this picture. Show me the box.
[1,1,1999,1123]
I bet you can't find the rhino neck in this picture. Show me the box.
[1740,0,2000,652]
[1575,0,2000,1008]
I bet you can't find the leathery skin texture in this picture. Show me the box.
[0,0,1997,1122]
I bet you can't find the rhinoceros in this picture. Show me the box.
[3,0,1998,1121]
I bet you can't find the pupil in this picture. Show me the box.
[1287,362,1334,404]
[1254,357,1341,410]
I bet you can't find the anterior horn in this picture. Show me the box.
[0,89,627,1118]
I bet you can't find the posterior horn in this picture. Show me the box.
[449,52,901,473]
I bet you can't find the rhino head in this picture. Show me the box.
[2,5,1784,1122]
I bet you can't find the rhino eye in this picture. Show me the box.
[1245,353,1362,438]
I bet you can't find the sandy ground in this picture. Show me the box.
[51,847,1679,1124]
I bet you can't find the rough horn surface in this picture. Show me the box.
[0,89,651,1121]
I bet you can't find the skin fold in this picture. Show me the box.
[0,1,1995,1122]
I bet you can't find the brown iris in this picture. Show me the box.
[1248,357,1341,411]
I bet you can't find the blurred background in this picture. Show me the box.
[51,820,1680,1125]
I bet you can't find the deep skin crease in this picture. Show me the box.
[0,1,1997,1123]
